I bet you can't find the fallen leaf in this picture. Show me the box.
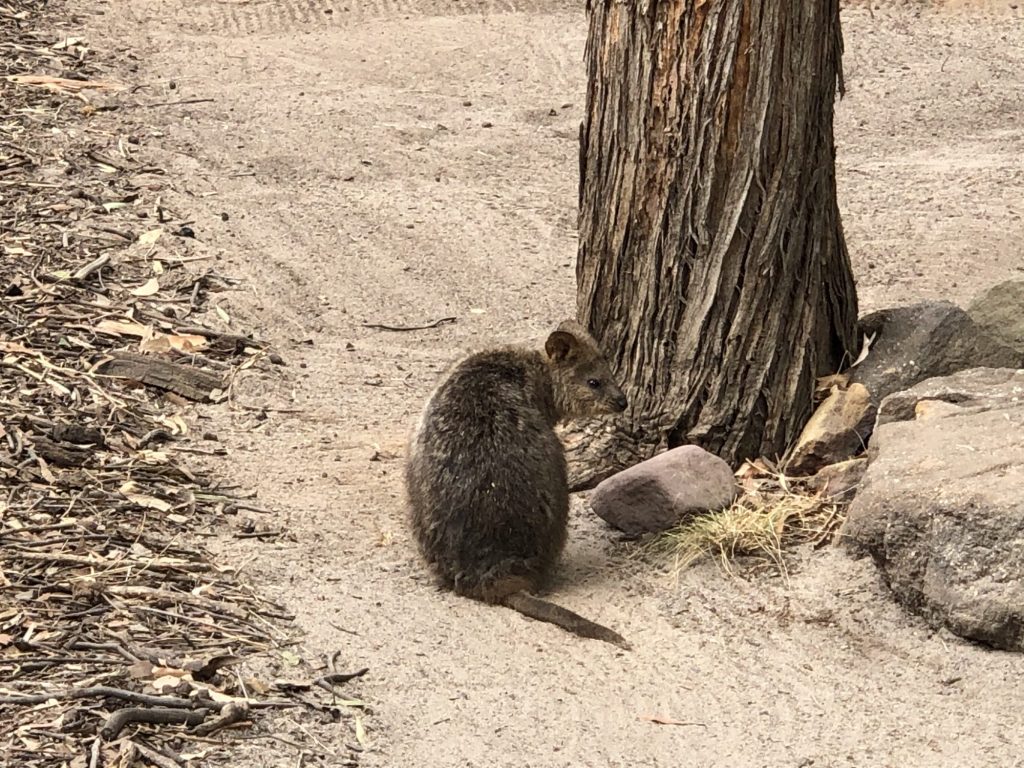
[243,677,271,695]
[47,379,71,397]
[815,372,850,393]
[151,666,190,679]
[127,660,155,679]
[138,228,163,245]
[206,690,247,704]
[130,277,161,297]
[335,699,368,708]
[6,74,123,92]
[124,493,172,513]
[155,414,190,435]
[139,332,207,354]
[215,305,231,324]
[95,319,152,338]
[280,650,302,667]
[0,341,33,354]
[355,715,368,747]
[151,674,187,692]
[850,332,876,368]
[137,450,170,464]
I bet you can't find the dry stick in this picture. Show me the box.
[132,741,184,768]
[126,603,271,642]
[101,706,209,740]
[136,98,216,109]
[88,736,102,768]
[312,668,370,693]
[191,701,250,737]
[11,549,211,572]
[233,530,282,540]
[72,253,111,281]
[105,585,251,620]
[362,316,456,332]
[0,686,201,709]
[0,686,296,712]
[174,324,268,349]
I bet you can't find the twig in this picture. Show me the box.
[11,549,211,572]
[191,701,250,736]
[0,685,211,710]
[132,740,187,768]
[233,529,282,539]
[362,316,456,332]
[72,253,111,280]
[312,667,370,693]
[135,98,216,109]
[101,707,209,740]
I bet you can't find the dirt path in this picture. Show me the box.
[84,1,1024,765]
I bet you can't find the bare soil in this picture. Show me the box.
[80,1,1024,765]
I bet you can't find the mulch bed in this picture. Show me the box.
[1,2,367,765]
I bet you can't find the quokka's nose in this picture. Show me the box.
[613,392,628,412]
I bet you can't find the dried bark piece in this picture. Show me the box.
[95,352,226,402]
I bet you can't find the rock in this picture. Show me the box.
[876,366,1024,427]
[967,279,1024,355]
[849,301,1023,405]
[786,384,875,475]
[588,445,738,535]
[806,458,868,502]
[841,368,1024,652]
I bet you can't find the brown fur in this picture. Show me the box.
[405,320,631,649]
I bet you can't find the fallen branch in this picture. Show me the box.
[101,707,209,740]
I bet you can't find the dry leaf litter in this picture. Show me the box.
[2,3,368,766]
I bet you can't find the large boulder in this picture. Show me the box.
[967,279,1024,356]
[588,446,738,536]
[849,301,1023,405]
[841,367,1024,651]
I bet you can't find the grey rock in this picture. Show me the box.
[841,367,1024,652]
[967,279,1024,354]
[849,301,1023,405]
[877,366,1024,427]
[807,458,868,502]
[588,445,738,536]
[786,383,875,476]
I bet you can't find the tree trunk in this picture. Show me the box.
[571,0,859,489]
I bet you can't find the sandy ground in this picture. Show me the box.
[77,0,1024,765]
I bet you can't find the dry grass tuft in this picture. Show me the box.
[648,460,845,579]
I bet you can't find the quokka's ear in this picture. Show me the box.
[544,329,578,362]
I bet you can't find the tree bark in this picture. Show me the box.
[571,0,859,489]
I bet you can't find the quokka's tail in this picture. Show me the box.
[503,592,631,650]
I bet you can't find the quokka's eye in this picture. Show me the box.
[587,378,602,390]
